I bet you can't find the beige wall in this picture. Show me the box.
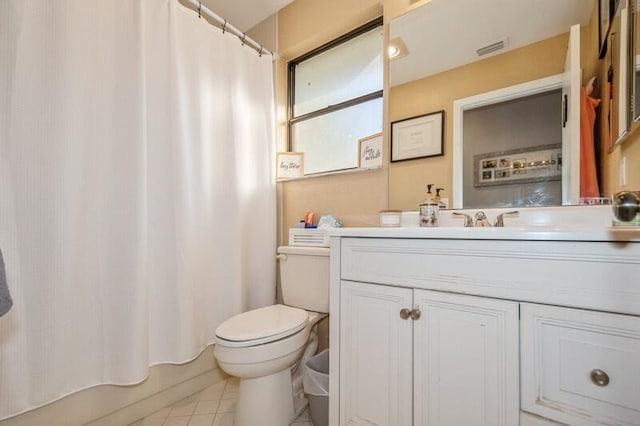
[386,0,431,22]
[247,13,278,53]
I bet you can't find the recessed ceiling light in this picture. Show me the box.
[388,37,408,60]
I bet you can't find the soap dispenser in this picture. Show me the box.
[435,187,447,209]
[419,184,439,227]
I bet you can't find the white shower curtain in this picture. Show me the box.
[0,0,276,419]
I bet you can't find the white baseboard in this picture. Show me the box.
[88,368,226,426]
[520,411,564,426]
[3,345,225,426]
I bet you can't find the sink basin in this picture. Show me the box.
[326,205,638,242]
[410,205,615,229]
[330,205,640,242]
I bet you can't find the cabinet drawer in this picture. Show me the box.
[338,237,640,315]
[521,303,640,425]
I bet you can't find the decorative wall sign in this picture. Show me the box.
[391,111,444,162]
[358,132,383,169]
[474,144,562,187]
[276,152,304,179]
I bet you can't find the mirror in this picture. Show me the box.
[389,0,592,88]
[388,0,635,210]
[632,0,640,127]
[607,0,634,149]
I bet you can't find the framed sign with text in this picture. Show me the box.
[358,132,383,169]
[391,111,444,162]
[276,152,304,179]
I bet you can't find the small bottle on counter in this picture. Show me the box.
[419,184,439,227]
[435,188,447,209]
[303,212,315,228]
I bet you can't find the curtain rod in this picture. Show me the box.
[181,0,274,57]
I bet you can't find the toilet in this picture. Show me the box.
[213,245,329,426]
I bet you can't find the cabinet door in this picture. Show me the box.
[413,290,520,426]
[339,281,413,426]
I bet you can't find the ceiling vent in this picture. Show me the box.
[476,38,508,57]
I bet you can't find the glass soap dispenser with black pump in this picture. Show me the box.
[419,184,439,227]
[435,187,446,209]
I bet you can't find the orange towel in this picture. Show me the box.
[580,87,600,198]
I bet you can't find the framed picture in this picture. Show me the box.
[391,111,444,162]
[358,132,383,169]
[599,0,619,59]
[276,152,304,179]
[473,144,562,187]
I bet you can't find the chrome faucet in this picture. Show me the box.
[494,211,519,227]
[452,210,519,227]
[452,212,474,227]
[474,211,492,227]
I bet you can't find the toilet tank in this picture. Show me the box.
[277,246,329,313]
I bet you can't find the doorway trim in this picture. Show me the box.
[451,73,564,208]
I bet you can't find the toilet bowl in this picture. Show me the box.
[214,305,323,379]
[213,246,329,426]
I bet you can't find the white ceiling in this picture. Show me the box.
[201,0,294,32]
[390,0,595,86]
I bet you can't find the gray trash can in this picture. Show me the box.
[303,349,329,426]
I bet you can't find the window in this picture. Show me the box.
[288,18,383,175]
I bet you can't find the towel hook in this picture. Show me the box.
[222,19,227,34]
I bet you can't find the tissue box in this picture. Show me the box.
[289,228,329,247]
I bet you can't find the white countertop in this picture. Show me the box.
[327,226,640,242]
[324,205,640,242]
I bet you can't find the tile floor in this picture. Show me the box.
[128,377,313,426]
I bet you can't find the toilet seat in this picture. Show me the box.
[215,304,308,348]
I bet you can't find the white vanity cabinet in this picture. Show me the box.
[339,281,519,426]
[329,230,640,426]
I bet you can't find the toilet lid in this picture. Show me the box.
[215,304,308,348]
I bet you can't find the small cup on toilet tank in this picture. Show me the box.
[379,210,402,227]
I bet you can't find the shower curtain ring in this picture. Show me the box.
[222,19,227,33]
[241,33,246,46]
[197,1,202,18]
[258,45,264,57]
